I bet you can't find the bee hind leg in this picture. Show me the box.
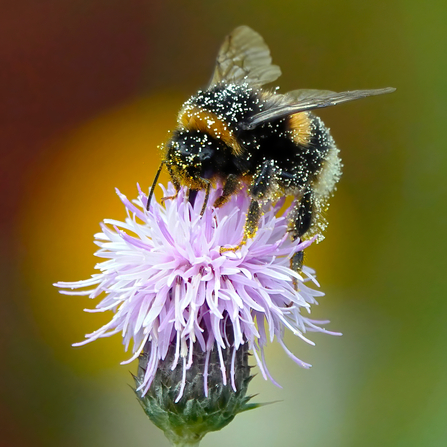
[290,188,314,279]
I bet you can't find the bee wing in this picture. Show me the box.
[244,87,396,129]
[209,26,282,87]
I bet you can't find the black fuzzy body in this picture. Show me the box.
[166,82,340,241]
[168,82,333,195]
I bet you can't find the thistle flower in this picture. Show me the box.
[55,183,338,445]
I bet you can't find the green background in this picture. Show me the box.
[1,1,446,446]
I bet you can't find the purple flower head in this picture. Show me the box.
[55,183,339,400]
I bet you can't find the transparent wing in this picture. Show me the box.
[209,26,281,87]
[244,87,396,129]
[286,89,339,101]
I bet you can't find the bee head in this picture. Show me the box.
[166,130,226,185]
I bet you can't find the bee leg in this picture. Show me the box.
[290,188,314,281]
[244,198,261,240]
[291,250,304,272]
[199,181,211,216]
[161,164,181,202]
[220,199,260,253]
[251,160,277,201]
[292,188,314,240]
[220,161,275,254]
[161,192,179,202]
[213,174,240,208]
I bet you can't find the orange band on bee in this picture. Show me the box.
[178,106,244,156]
[288,112,312,146]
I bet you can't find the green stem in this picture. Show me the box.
[170,440,200,447]
[166,431,202,447]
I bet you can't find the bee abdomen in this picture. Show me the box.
[308,117,342,201]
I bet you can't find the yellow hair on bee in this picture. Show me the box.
[288,112,312,146]
[178,106,244,156]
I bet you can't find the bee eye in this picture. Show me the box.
[197,146,214,161]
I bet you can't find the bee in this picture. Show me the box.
[148,26,395,270]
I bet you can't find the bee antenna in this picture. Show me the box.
[146,161,164,211]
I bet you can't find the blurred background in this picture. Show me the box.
[1,1,446,446]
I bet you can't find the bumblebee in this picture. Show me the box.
[148,26,395,269]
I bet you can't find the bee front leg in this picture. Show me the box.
[213,174,240,208]
[161,164,181,202]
